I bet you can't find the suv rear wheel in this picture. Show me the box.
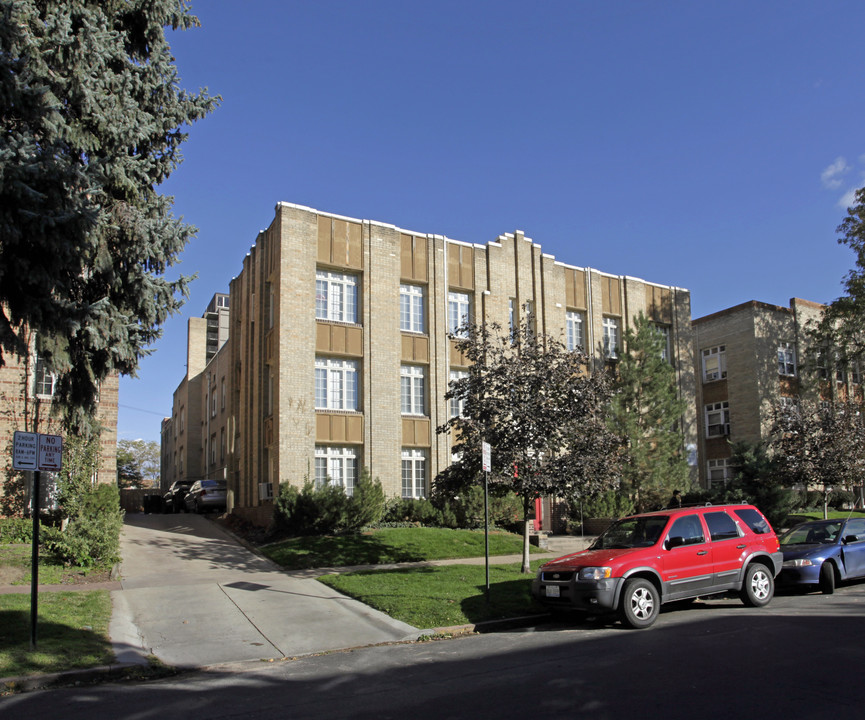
[620,578,660,629]
[740,563,773,607]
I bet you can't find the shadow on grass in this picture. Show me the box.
[262,533,427,570]
[0,609,113,678]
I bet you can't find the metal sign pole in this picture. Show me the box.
[484,467,490,603]
[30,469,39,650]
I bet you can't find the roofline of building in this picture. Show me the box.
[693,297,826,325]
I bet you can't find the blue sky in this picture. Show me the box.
[119,0,865,442]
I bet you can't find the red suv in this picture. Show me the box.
[532,504,783,629]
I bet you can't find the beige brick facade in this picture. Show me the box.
[692,298,834,487]
[166,202,696,527]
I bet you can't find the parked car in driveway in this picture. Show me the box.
[163,480,194,513]
[778,517,865,594]
[183,479,227,514]
[531,503,783,629]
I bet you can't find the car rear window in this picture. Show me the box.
[734,508,771,535]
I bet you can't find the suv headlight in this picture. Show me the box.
[782,558,814,568]
[578,567,612,581]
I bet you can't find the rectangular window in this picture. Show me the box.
[314,357,359,411]
[34,356,56,397]
[221,378,226,410]
[707,458,733,488]
[655,324,672,362]
[702,345,727,382]
[603,317,619,359]
[220,428,226,463]
[566,311,585,351]
[401,364,426,415]
[210,433,216,465]
[401,448,427,499]
[315,270,358,323]
[524,300,535,337]
[852,360,861,385]
[509,298,516,339]
[314,446,358,495]
[705,401,730,437]
[448,291,471,337]
[777,342,796,376]
[399,284,425,333]
[449,370,468,418]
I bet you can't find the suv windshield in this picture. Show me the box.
[591,516,670,550]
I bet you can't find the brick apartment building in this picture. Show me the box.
[162,202,697,528]
[691,297,860,488]
[0,341,118,516]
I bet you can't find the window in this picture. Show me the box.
[603,317,619,359]
[211,386,217,417]
[852,360,861,385]
[448,291,471,337]
[401,448,427,498]
[704,511,740,541]
[667,515,705,546]
[655,324,672,362]
[815,348,828,380]
[777,342,796,376]
[566,311,585,351]
[705,402,730,437]
[180,407,185,433]
[702,345,727,382]
[34,356,55,397]
[220,428,226,463]
[315,358,358,411]
[221,378,226,410]
[524,300,535,337]
[400,284,425,333]
[707,458,733,488]
[314,446,357,495]
[449,370,468,418]
[508,298,516,339]
[210,433,216,465]
[401,365,426,415]
[315,270,358,323]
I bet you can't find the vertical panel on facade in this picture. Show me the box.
[646,285,673,323]
[448,243,475,290]
[565,268,587,309]
[601,276,621,315]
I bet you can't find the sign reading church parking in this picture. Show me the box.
[13,431,63,471]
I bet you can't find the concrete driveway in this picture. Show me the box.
[110,513,419,668]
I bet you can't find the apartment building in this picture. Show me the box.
[0,341,118,516]
[161,294,232,494]
[163,202,694,527]
[691,298,852,487]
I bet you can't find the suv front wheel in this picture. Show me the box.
[620,578,660,629]
[740,563,774,607]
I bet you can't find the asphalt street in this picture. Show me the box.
[4,563,865,719]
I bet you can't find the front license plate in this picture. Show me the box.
[545,585,560,598]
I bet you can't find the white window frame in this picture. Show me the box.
[655,324,672,362]
[449,370,468,418]
[401,364,426,416]
[702,345,727,382]
[34,356,56,398]
[400,284,425,334]
[705,401,730,438]
[603,317,619,359]
[448,291,471,337]
[777,342,796,376]
[315,270,358,323]
[707,458,733,488]
[508,298,516,339]
[401,448,427,499]
[314,445,358,495]
[566,310,585,351]
[315,357,359,411]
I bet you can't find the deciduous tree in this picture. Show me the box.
[435,321,622,572]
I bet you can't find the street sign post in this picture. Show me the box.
[12,432,63,649]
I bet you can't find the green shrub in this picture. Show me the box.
[43,483,124,567]
[346,468,386,530]
[0,517,32,544]
[579,489,635,519]
[451,486,522,530]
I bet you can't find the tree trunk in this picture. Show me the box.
[522,518,532,573]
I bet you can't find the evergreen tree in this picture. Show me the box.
[608,313,690,512]
[435,320,622,572]
[0,0,217,429]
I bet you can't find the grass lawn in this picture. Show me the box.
[0,544,110,586]
[0,591,113,678]
[785,509,865,525]
[319,562,544,629]
[261,527,537,571]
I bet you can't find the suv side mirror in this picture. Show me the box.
[665,536,685,550]
[844,535,859,544]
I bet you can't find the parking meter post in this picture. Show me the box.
[30,469,40,650]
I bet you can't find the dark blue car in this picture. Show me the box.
[778,517,865,594]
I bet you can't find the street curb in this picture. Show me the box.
[0,661,159,694]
